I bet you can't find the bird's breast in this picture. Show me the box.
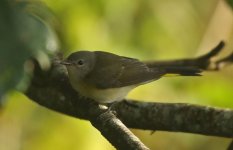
[71,80,135,103]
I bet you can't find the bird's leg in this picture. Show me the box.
[96,102,119,122]
[106,101,119,113]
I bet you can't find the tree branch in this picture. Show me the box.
[91,109,149,150]
[25,42,233,149]
[115,101,233,137]
[26,60,149,149]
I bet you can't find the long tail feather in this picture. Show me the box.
[162,66,202,76]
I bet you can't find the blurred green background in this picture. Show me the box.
[1,0,233,150]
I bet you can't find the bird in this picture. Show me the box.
[60,51,202,103]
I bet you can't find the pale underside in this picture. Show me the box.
[71,79,137,103]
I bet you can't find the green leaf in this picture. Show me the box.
[226,0,233,8]
[0,0,59,100]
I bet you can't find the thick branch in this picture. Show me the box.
[25,43,233,149]
[26,58,233,138]
[91,109,149,150]
[115,101,233,137]
[26,60,149,149]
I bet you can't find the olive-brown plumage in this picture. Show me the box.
[61,51,201,103]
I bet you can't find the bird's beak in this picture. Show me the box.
[59,60,73,65]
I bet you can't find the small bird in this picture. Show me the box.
[60,51,201,103]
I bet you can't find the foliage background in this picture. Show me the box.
[1,0,233,150]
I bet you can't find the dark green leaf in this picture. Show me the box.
[226,0,233,8]
[0,0,59,100]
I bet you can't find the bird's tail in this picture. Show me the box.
[162,66,202,76]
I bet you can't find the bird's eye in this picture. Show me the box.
[77,59,84,66]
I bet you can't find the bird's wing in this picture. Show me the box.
[84,51,164,89]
